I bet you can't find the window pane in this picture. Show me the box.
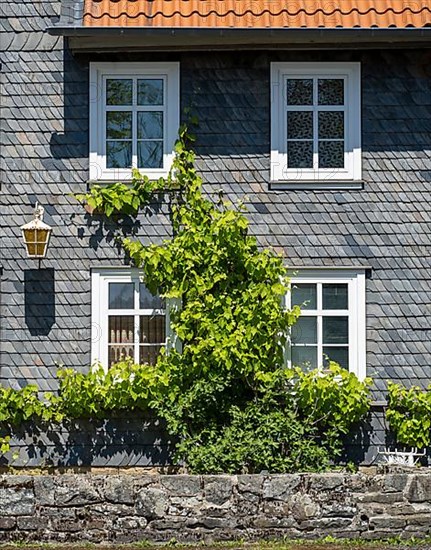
[109,345,134,367]
[291,283,317,310]
[323,316,348,344]
[109,283,134,309]
[323,284,348,310]
[138,141,163,168]
[106,112,132,139]
[287,141,313,169]
[138,79,163,105]
[139,283,164,310]
[318,141,344,169]
[109,316,134,343]
[287,111,313,140]
[106,79,132,105]
[140,315,166,344]
[137,112,163,139]
[140,345,163,366]
[291,317,317,344]
[318,112,344,139]
[318,79,344,105]
[292,346,317,370]
[323,346,349,370]
[107,141,132,168]
[286,79,313,105]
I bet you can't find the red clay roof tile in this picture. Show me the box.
[83,0,431,29]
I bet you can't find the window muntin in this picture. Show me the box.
[90,63,179,181]
[106,280,165,367]
[104,77,165,170]
[286,270,366,379]
[271,63,361,183]
[91,270,175,370]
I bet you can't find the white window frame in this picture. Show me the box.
[91,268,179,371]
[271,62,361,184]
[89,62,180,182]
[285,268,366,380]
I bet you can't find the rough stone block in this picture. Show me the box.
[404,475,431,503]
[54,477,102,507]
[136,487,168,519]
[0,487,35,516]
[104,476,134,505]
[160,475,201,496]
[262,475,301,500]
[237,475,263,495]
[0,518,16,530]
[204,476,234,505]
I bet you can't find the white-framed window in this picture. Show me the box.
[271,62,361,184]
[286,269,366,379]
[89,62,180,181]
[91,268,177,370]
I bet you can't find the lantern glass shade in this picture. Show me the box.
[22,228,51,258]
[20,204,52,259]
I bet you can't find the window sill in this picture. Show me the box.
[269,181,364,191]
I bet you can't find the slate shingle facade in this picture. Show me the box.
[0,1,430,465]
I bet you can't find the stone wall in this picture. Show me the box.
[0,472,429,543]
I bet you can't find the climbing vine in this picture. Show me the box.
[0,124,372,471]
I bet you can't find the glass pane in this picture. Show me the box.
[287,111,313,140]
[138,79,163,105]
[109,316,134,343]
[106,112,132,139]
[109,282,134,309]
[318,112,344,139]
[107,141,132,169]
[106,79,132,105]
[137,112,163,139]
[138,141,163,169]
[140,345,163,366]
[140,315,166,344]
[291,283,317,310]
[287,141,313,169]
[323,316,348,344]
[323,284,348,310]
[109,345,134,367]
[139,283,164,310]
[318,79,344,105]
[319,141,344,169]
[323,347,349,370]
[292,346,317,370]
[291,317,317,344]
[286,79,313,105]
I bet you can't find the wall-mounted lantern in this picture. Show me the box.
[21,203,52,258]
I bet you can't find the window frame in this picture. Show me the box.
[271,62,361,185]
[89,62,180,182]
[285,268,366,380]
[91,268,178,371]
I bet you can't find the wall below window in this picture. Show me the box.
[0,471,430,543]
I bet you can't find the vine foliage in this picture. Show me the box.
[386,382,431,449]
[0,125,372,471]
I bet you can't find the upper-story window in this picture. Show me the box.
[271,62,361,185]
[89,62,180,181]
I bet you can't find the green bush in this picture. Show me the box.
[173,363,371,474]
[386,382,431,448]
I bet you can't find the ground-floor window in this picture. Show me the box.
[286,268,366,379]
[91,268,173,369]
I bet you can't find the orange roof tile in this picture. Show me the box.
[83,0,431,29]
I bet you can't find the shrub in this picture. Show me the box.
[386,382,431,449]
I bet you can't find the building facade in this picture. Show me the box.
[1,1,430,466]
